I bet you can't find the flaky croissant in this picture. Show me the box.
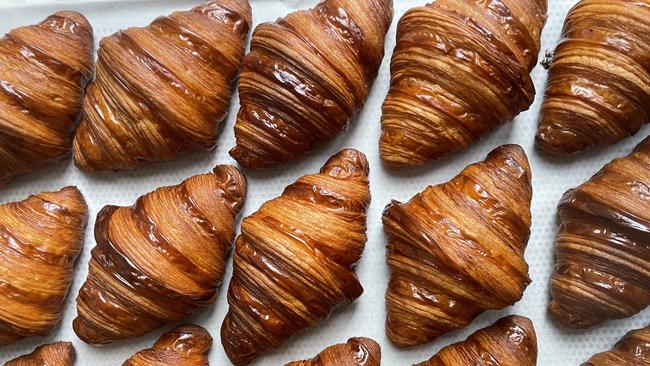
[379,0,547,167]
[582,326,650,366]
[5,341,75,366]
[122,325,212,366]
[72,0,252,172]
[383,144,532,347]
[73,165,246,344]
[536,0,650,155]
[0,187,87,346]
[0,12,94,185]
[415,315,537,366]
[229,0,393,170]
[221,149,371,365]
[549,136,650,328]
[285,337,380,366]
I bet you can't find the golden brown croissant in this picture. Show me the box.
[221,149,371,365]
[73,165,246,344]
[72,0,252,172]
[383,144,532,347]
[285,337,380,366]
[415,315,537,366]
[582,326,650,366]
[0,12,94,185]
[536,0,650,155]
[0,187,87,346]
[5,341,75,366]
[229,0,393,170]
[549,136,650,328]
[122,325,212,366]
[379,0,547,167]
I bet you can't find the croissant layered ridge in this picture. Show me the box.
[536,0,650,155]
[285,337,381,366]
[122,325,212,366]
[73,0,252,172]
[0,187,87,346]
[73,165,247,344]
[229,0,393,170]
[582,326,650,366]
[383,144,532,347]
[5,341,75,366]
[221,149,371,365]
[379,0,547,167]
[549,137,650,328]
[0,12,94,185]
[415,315,538,366]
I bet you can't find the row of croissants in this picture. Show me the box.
[1,139,649,365]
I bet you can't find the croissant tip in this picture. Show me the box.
[321,149,369,178]
[51,11,91,28]
[547,301,601,329]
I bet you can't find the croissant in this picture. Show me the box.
[536,0,650,155]
[122,325,212,366]
[221,149,371,365]
[549,136,650,328]
[582,326,650,366]
[0,187,87,346]
[72,0,252,172]
[415,315,537,366]
[229,0,393,170]
[0,12,94,185]
[285,337,380,366]
[379,0,547,167]
[73,165,246,344]
[383,144,532,347]
[5,341,75,366]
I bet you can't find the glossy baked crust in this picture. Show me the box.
[549,137,650,328]
[5,341,75,366]
[221,149,371,365]
[0,12,94,185]
[285,337,380,366]
[72,0,252,172]
[122,325,212,366]
[582,326,650,366]
[0,187,87,346]
[536,0,650,155]
[229,0,393,170]
[383,145,532,347]
[379,0,547,167]
[73,165,246,344]
[415,315,537,366]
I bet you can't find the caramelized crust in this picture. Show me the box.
[383,145,532,347]
[73,0,252,172]
[0,12,94,185]
[229,0,393,169]
[536,0,650,154]
[549,137,650,328]
[582,326,650,366]
[73,165,246,344]
[379,0,547,167]
[122,325,212,366]
[0,187,87,346]
[285,337,380,366]
[5,341,75,366]
[221,149,371,365]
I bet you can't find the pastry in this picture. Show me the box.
[221,149,371,365]
[384,144,532,346]
[122,325,212,366]
[73,165,246,344]
[285,337,380,366]
[72,0,252,172]
[5,341,75,366]
[582,326,650,365]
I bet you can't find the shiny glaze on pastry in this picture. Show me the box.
[73,165,246,344]
[415,315,537,366]
[286,337,380,366]
[383,145,532,346]
[582,326,650,365]
[549,137,650,328]
[229,0,393,170]
[379,0,547,167]
[122,325,212,366]
[0,12,94,185]
[5,341,75,366]
[0,187,87,346]
[536,0,650,155]
[221,149,371,365]
[73,0,251,172]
